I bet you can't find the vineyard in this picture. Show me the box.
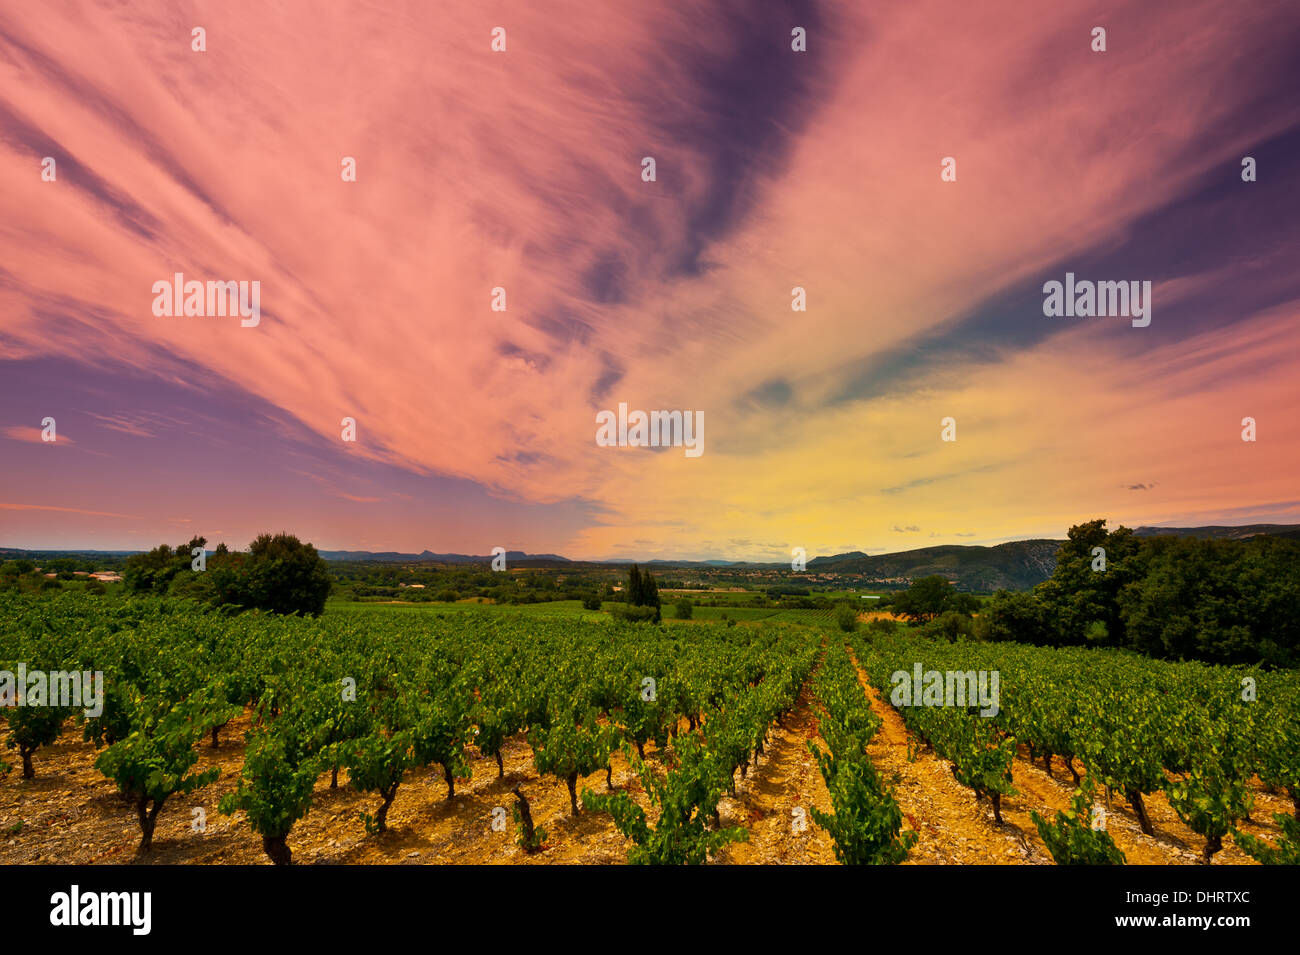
[1,590,1296,865]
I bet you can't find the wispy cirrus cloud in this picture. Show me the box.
[0,501,137,519]
[0,1,1297,557]
[3,425,71,444]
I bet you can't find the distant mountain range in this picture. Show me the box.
[1131,523,1300,541]
[803,540,1062,591]
[5,523,1298,591]
[318,549,571,564]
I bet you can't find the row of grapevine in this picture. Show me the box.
[806,644,914,864]
[0,590,820,864]
[852,629,1300,863]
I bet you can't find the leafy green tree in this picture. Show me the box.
[213,534,332,616]
[1119,536,1299,666]
[625,564,661,620]
[891,575,960,624]
[124,537,208,595]
[642,570,660,612]
[923,610,975,642]
[981,589,1051,644]
[674,598,693,620]
[611,604,659,624]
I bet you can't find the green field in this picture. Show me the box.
[330,597,845,628]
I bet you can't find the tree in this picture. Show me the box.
[642,571,660,612]
[625,564,661,622]
[923,610,975,641]
[1118,535,1299,666]
[124,537,208,595]
[891,576,959,624]
[213,533,332,616]
[674,598,693,620]
[981,589,1051,644]
[1036,520,1142,648]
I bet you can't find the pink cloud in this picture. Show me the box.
[2,425,72,445]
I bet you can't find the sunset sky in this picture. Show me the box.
[2,1,1298,561]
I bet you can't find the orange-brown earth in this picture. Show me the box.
[0,656,1285,865]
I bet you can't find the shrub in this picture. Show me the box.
[612,604,659,624]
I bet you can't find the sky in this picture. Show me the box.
[1,0,1298,561]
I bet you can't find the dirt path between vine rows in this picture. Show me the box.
[712,666,837,865]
